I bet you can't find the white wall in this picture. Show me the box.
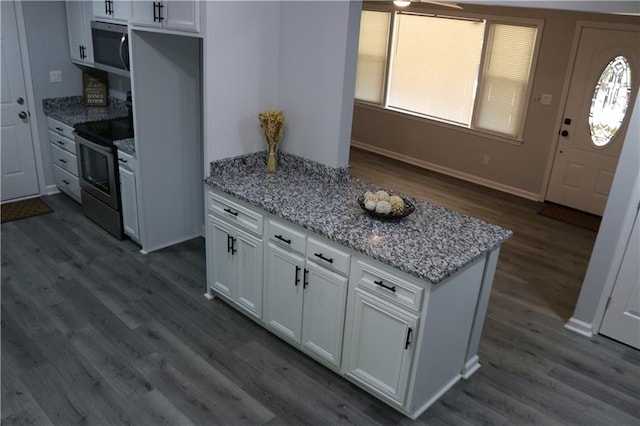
[203,1,362,169]
[277,0,361,168]
[21,1,83,190]
[203,1,281,163]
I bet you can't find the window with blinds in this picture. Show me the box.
[355,11,390,103]
[354,10,541,140]
[474,23,537,136]
[389,14,484,125]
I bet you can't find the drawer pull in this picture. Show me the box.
[62,179,70,185]
[274,234,291,244]
[55,127,63,131]
[223,208,238,217]
[405,327,413,350]
[295,265,301,286]
[314,253,333,264]
[118,158,128,163]
[57,140,65,145]
[59,158,67,164]
[374,280,396,293]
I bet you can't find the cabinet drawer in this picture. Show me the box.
[268,219,306,255]
[208,191,263,236]
[306,236,350,276]
[47,117,75,140]
[53,164,81,202]
[354,260,424,313]
[50,143,78,176]
[48,130,76,155]
[117,150,136,173]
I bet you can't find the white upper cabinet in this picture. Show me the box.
[130,1,200,33]
[93,0,131,22]
[66,1,94,64]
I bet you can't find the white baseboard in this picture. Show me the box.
[141,232,203,254]
[409,375,461,420]
[461,355,481,379]
[351,140,541,202]
[45,184,60,195]
[564,317,594,337]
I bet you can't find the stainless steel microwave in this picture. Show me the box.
[91,21,130,77]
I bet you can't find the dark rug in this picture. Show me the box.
[1,197,53,224]
[538,203,601,232]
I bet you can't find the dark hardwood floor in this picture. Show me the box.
[2,147,639,425]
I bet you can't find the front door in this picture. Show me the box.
[546,25,640,216]
[1,1,39,202]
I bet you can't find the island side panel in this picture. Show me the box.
[461,247,500,378]
[406,255,486,418]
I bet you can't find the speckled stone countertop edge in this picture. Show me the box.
[114,138,136,156]
[204,151,513,285]
[43,96,128,127]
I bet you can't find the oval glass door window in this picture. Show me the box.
[589,56,632,147]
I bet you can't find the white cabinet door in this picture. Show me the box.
[119,166,139,242]
[129,0,160,28]
[130,1,199,33]
[345,290,418,407]
[66,1,93,64]
[94,0,131,22]
[164,1,199,33]
[208,216,233,301]
[234,229,263,320]
[302,261,348,368]
[264,242,305,345]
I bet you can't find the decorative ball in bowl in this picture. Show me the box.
[358,190,415,222]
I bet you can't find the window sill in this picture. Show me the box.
[353,101,525,147]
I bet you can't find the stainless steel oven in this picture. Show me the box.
[75,117,133,239]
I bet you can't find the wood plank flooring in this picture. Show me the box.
[2,147,638,425]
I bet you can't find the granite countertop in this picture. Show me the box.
[114,138,136,156]
[205,151,513,285]
[43,96,128,127]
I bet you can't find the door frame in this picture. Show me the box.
[7,1,46,201]
[541,20,640,207]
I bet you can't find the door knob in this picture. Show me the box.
[17,97,24,105]
[560,130,569,137]
[18,111,27,119]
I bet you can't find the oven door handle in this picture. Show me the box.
[76,133,113,153]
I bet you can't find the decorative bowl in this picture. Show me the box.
[357,196,415,222]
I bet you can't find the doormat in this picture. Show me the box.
[1,197,53,224]
[538,203,601,232]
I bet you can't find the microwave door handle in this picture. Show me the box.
[119,34,129,70]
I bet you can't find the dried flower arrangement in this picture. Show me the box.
[258,109,285,172]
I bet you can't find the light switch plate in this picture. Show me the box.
[49,70,62,83]
[541,94,552,105]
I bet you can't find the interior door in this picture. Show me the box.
[1,0,39,202]
[546,26,640,216]
[599,206,640,349]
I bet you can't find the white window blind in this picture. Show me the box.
[475,23,537,137]
[388,14,485,125]
[355,11,390,103]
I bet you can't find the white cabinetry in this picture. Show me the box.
[47,117,81,203]
[206,191,264,320]
[343,262,422,407]
[93,0,131,22]
[264,218,349,370]
[66,1,94,64]
[204,188,499,419]
[117,150,139,243]
[130,1,200,33]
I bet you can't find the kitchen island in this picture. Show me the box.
[204,151,512,419]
